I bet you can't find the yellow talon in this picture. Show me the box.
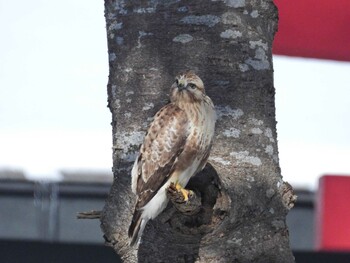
[180,188,190,201]
[174,182,192,201]
[175,182,182,191]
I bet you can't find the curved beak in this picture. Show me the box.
[177,79,187,91]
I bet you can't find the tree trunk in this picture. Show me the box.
[101,0,296,262]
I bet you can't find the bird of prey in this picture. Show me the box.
[128,71,216,246]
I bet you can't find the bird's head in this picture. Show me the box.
[170,71,206,104]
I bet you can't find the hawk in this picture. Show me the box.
[128,71,216,246]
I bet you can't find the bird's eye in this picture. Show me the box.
[175,79,179,85]
[188,83,196,89]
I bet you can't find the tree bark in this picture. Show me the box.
[101,0,296,262]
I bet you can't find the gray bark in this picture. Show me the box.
[101,0,296,262]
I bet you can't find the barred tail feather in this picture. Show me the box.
[128,210,147,246]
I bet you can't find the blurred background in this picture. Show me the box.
[0,0,349,262]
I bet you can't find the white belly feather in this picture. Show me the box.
[141,158,201,220]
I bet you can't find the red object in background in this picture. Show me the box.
[315,175,350,251]
[273,0,350,61]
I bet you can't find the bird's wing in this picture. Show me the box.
[132,103,188,209]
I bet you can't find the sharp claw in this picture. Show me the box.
[171,182,193,202]
[180,189,193,202]
[179,189,188,201]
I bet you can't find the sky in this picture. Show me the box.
[0,0,111,180]
[274,57,350,188]
[0,0,349,188]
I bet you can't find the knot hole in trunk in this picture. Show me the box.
[165,163,230,236]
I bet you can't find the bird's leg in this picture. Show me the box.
[175,182,193,202]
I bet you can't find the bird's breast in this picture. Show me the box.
[178,102,215,166]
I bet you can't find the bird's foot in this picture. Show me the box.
[174,182,193,202]
[167,183,201,215]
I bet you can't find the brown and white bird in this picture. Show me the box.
[128,71,216,246]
